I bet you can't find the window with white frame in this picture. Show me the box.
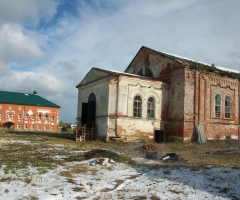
[51,126,54,130]
[6,113,13,118]
[32,115,35,120]
[225,96,231,118]
[9,106,12,110]
[44,126,47,130]
[18,114,22,119]
[19,106,22,110]
[0,113,2,118]
[25,114,28,119]
[45,114,48,120]
[51,116,54,121]
[133,95,142,117]
[17,124,21,129]
[24,124,27,129]
[38,125,41,130]
[147,97,155,118]
[31,125,34,129]
[0,105,2,109]
[215,93,221,118]
[38,114,42,120]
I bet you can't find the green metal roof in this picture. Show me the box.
[0,91,60,108]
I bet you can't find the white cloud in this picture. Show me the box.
[0,71,66,94]
[0,24,44,72]
[0,0,59,26]
[0,0,240,122]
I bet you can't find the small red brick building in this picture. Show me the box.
[0,90,60,131]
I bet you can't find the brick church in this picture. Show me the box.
[76,46,240,141]
[0,91,60,131]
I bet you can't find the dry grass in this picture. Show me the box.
[71,166,89,174]
[59,171,73,178]
[0,129,240,172]
[72,187,84,192]
[100,188,112,192]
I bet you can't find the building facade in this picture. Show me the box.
[0,91,60,131]
[76,46,240,141]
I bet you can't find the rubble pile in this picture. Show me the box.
[134,144,187,162]
[134,144,160,154]
[160,153,187,162]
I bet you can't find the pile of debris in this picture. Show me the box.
[134,144,187,162]
[134,144,160,154]
[160,153,187,162]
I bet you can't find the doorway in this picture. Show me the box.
[154,130,165,143]
[81,92,96,127]
[3,122,14,129]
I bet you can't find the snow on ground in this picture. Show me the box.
[0,140,239,199]
[1,158,239,199]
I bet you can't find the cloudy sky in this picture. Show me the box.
[0,0,239,123]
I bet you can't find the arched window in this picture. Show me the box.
[25,114,28,119]
[32,115,35,120]
[38,114,42,120]
[215,93,221,118]
[51,116,54,121]
[7,113,13,118]
[147,97,155,118]
[145,68,153,77]
[225,96,231,118]
[45,114,48,120]
[133,96,142,117]
[137,67,153,78]
[138,68,143,76]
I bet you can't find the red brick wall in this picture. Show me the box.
[184,69,239,140]
[0,103,59,131]
[124,47,240,140]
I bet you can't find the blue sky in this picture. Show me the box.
[0,0,239,123]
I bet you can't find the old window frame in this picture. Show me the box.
[7,113,13,118]
[225,95,231,119]
[215,93,221,118]
[133,95,142,118]
[147,97,155,118]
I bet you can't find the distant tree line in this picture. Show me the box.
[59,121,72,128]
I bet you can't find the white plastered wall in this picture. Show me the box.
[107,75,167,138]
